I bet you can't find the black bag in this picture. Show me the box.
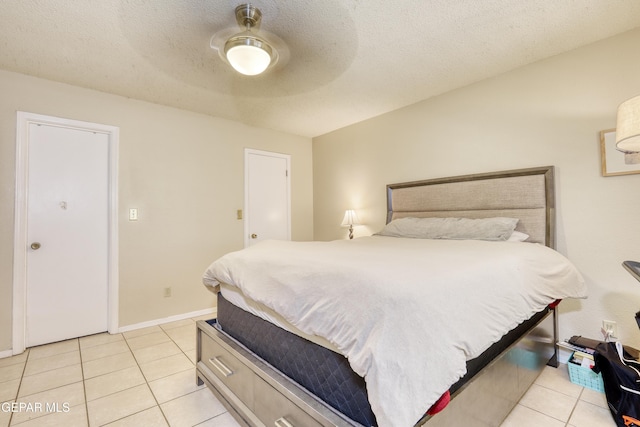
[592,341,640,427]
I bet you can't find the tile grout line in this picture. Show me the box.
[123,327,172,427]
[8,349,30,427]
[562,387,584,427]
[79,326,192,426]
[78,337,91,427]
[83,331,157,427]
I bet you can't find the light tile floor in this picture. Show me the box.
[0,314,618,427]
[500,363,616,427]
[0,313,241,427]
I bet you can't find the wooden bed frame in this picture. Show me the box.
[196,165,559,427]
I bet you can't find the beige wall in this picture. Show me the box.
[0,70,313,352]
[313,28,640,344]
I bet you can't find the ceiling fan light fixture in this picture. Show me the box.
[224,32,273,76]
[222,4,276,76]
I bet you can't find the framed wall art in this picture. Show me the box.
[600,129,640,176]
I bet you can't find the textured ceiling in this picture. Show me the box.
[1,0,640,137]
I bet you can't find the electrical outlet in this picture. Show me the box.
[129,208,138,221]
[602,320,617,338]
[163,287,172,298]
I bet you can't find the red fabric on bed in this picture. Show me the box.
[548,299,561,309]
[426,390,450,416]
[423,300,560,420]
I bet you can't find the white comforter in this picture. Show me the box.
[202,236,586,427]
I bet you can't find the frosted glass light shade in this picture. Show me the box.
[225,33,273,76]
[616,95,640,152]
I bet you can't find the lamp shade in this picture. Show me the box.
[616,95,640,152]
[341,210,361,227]
[225,32,273,76]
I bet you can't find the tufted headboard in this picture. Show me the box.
[386,166,555,248]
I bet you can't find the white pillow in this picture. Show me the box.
[507,231,530,242]
[376,217,519,241]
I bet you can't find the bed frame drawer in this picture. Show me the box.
[200,330,254,409]
[254,376,324,427]
[196,319,360,427]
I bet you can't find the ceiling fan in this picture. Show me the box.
[210,3,287,76]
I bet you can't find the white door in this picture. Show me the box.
[244,149,291,247]
[25,123,109,347]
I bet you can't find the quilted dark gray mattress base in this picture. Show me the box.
[215,292,376,426]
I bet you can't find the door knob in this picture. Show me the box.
[30,242,41,250]
[251,234,258,239]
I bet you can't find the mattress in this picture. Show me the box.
[215,291,552,426]
[215,292,375,425]
[219,282,338,352]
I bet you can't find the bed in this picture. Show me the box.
[196,165,587,427]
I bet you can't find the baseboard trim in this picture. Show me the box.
[0,308,218,359]
[117,307,217,334]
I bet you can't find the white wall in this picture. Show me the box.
[313,28,640,344]
[0,70,313,352]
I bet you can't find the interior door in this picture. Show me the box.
[25,123,109,347]
[245,149,291,247]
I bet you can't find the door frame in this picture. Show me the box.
[12,112,119,354]
[244,148,291,248]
